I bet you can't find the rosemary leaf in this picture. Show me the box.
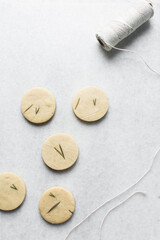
[75,98,80,110]
[69,210,73,214]
[23,104,33,113]
[47,201,60,214]
[35,107,40,114]
[10,184,18,190]
[54,145,65,159]
[49,192,56,198]
[93,98,96,106]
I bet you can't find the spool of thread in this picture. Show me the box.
[96,0,154,51]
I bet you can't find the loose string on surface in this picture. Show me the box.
[99,191,146,240]
[64,147,160,240]
[105,44,160,76]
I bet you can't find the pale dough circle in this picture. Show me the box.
[42,133,79,171]
[39,187,75,224]
[72,86,109,122]
[21,87,56,124]
[0,172,26,211]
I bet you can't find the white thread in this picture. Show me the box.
[64,147,160,240]
[96,0,154,51]
[99,191,146,240]
[96,0,160,76]
[106,44,160,76]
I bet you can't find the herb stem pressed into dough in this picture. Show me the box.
[93,98,96,106]
[47,201,60,214]
[10,184,18,190]
[23,104,33,113]
[75,98,80,110]
[54,144,65,159]
[35,107,40,114]
[49,192,56,198]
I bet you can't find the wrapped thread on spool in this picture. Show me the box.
[96,0,154,51]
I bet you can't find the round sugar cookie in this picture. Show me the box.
[39,187,75,224]
[42,133,79,171]
[21,87,56,124]
[72,86,109,122]
[0,172,26,211]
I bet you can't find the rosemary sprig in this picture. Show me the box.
[75,98,80,110]
[54,144,65,159]
[93,98,96,106]
[49,192,55,198]
[69,210,73,214]
[35,107,40,114]
[23,104,33,113]
[59,144,65,159]
[10,184,18,190]
[47,201,60,214]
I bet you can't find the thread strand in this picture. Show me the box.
[99,191,146,240]
[110,44,160,76]
[64,147,160,240]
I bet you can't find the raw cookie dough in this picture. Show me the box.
[21,87,56,124]
[39,187,75,224]
[72,86,109,122]
[0,172,26,211]
[42,133,79,171]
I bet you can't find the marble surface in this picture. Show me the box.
[0,0,160,239]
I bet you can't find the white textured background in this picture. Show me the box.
[0,0,160,239]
